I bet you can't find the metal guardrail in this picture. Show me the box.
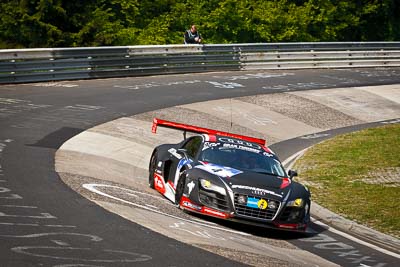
[1,42,400,84]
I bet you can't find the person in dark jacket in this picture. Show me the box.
[184,25,202,44]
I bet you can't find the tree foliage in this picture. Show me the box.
[1,0,399,48]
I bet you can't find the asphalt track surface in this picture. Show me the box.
[1,68,400,266]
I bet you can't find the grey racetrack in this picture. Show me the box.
[1,68,400,266]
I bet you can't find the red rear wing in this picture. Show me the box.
[152,118,266,146]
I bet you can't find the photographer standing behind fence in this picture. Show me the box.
[184,25,202,44]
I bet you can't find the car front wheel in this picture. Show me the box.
[148,151,158,189]
[175,170,186,205]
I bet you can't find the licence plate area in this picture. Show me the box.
[235,194,278,220]
[247,197,260,209]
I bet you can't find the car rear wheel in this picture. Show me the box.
[148,151,158,189]
[175,170,186,205]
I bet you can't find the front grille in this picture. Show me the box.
[234,193,280,221]
[199,189,229,211]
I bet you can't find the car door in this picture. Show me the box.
[169,136,203,187]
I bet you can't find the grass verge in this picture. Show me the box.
[294,124,400,238]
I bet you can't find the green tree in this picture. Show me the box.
[70,0,140,46]
[0,0,398,48]
[0,0,68,48]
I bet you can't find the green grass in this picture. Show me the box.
[294,124,400,238]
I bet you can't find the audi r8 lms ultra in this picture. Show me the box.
[148,118,311,231]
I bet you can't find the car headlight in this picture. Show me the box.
[287,198,304,207]
[237,195,247,204]
[200,179,226,196]
[268,200,278,210]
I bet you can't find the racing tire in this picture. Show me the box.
[148,151,158,189]
[175,170,186,206]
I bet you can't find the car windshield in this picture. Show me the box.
[199,143,286,177]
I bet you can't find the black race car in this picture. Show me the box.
[149,118,311,231]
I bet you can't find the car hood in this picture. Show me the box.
[224,171,282,189]
[194,163,289,199]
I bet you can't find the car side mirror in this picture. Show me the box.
[177,148,188,154]
[288,170,298,179]
[177,148,189,159]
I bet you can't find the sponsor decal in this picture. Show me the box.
[258,199,268,210]
[180,197,202,211]
[202,207,228,218]
[232,184,283,198]
[246,197,260,209]
[183,201,202,211]
[222,143,260,154]
[246,197,268,210]
[218,137,261,149]
[195,163,242,178]
[187,181,195,195]
[219,137,261,149]
[180,196,202,212]
[168,148,182,159]
[202,141,219,151]
[154,174,166,194]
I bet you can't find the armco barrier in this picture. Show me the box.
[1,42,400,84]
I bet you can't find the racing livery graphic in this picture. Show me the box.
[148,118,311,231]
